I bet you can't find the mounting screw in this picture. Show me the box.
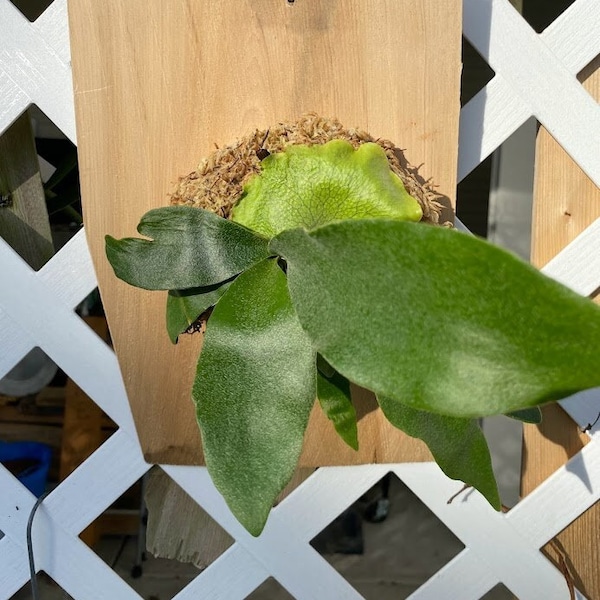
[256,148,271,161]
[0,193,12,208]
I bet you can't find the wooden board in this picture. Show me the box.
[523,56,600,599]
[69,0,462,466]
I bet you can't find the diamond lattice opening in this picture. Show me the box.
[91,530,202,599]
[7,0,53,22]
[456,156,493,237]
[481,583,513,599]
[522,0,576,33]
[77,466,236,598]
[0,347,58,398]
[76,469,220,600]
[310,472,465,599]
[457,93,537,242]
[1,105,81,270]
[0,363,69,494]
[246,577,295,599]
[33,128,82,242]
[10,571,68,600]
[461,37,495,107]
[0,110,55,271]
[0,329,120,513]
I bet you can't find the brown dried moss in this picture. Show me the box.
[170,113,445,225]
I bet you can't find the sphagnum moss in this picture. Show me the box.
[169,113,445,225]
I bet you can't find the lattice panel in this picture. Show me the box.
[0,0,599,598]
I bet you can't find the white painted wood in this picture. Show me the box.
[0,237,136,433]
[0,232,95,378]
[560,388,600,437]
[538,218,600,430]
[459,77,530,182]
[542,218,600,297]
[48,537,144,600]
[0,536,32,599]
[174,545,270,600]
[0,72,30,139]
[543,0,600,73]
[0,314,35,378]
[398,438,600,599]
[37,229,98,308]
[509,439,600,547]
[0,434,148,599]
[0,0,75,140]
[44,430,149,533]
[459,0,600,181]
[396,463,585,599]
[1,0,600,598]
[166,465,367,599]
[32,0,71,65]
[409,549,498,600]
[470,0,599,187]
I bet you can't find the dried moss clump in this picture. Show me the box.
[170,113,445,225]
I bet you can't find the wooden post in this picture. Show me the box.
[68,0,463,468]
[523,56,600,598]
[68,0,463,564]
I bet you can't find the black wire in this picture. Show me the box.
[27,491,50,600]
[582,410,600,433]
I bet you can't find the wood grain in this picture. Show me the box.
[69,0,462,466]
[145,467,234,568]
[524,56,600,599]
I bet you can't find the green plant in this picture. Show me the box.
[106,140,600,535]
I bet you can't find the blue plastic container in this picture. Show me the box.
[0,441,52,497]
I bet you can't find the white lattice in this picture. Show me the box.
[0,1,599,598]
